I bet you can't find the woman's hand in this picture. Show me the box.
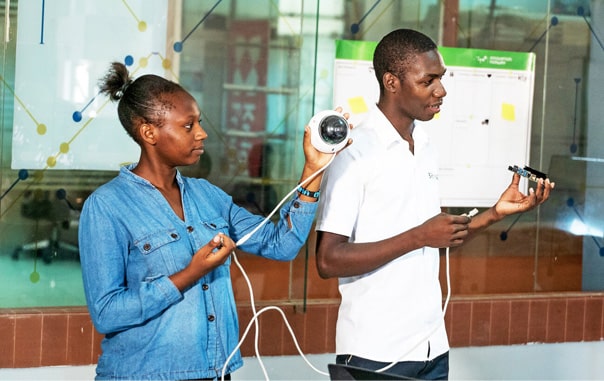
[169,233,235,291]
[190,233,235,270]
[302,107,353,173]
[296,107,353,204]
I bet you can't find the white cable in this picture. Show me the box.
[221,153,337,380]
[235,154,336,247]
[221,250,267,381]
[221,254,330,380]
[375,208,478,374]
[223,145,476,379]
[373,247,452,374]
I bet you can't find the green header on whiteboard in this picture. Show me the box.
[335,40,535,72]
[439,46,535,71]
[335,40,378,61]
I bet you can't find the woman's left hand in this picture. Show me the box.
[302,107,353,172]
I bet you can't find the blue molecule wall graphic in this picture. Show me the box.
[0,0,220,221]
[0,169,29,201]
[5,0,222,212]
[173,0,222,53]
[528,16,558,52]
[578,6,604,51]
[350,0,382,35]
[11,0,184,171]
[570,78,581,154]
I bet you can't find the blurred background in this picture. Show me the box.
[0,0,602,310]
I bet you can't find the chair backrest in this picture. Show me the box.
[21,189,53,220]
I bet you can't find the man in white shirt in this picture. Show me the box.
[315,28,555,380]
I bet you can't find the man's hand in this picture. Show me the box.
[494,173,555,219]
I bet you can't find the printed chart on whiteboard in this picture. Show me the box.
[333,40,536,207]
[11,0,170,171]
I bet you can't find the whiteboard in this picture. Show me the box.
[333,40,536,207]
[11,0,170,171]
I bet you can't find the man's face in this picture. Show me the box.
[394,49,447,122]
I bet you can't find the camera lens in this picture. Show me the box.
[319,115,348,144]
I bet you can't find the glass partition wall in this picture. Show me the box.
[0,0,601,308]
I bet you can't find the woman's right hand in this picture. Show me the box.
[190,233,235,271]
[169,233,235,291]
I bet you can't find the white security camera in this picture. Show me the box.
[308,110,350,153]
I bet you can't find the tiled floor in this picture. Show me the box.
[3,342,604,380]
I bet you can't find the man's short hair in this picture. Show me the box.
[373,29,438,93]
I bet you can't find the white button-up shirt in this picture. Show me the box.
[316,105,447,362]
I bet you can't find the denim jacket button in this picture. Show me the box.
[143,243,151,251]
[293,201,300,208]
[170,233,178,239]
[187,226,194,233]
[208,314,215,322]
[202,284,209,290]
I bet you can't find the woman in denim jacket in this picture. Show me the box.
[78,62,344,380]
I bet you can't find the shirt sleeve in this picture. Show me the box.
[229,194,319,261]
[78,194,182,334]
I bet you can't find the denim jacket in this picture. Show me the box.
[79,164,318,380]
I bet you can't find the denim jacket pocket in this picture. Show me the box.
[200,218,232,267]
[201,217,229,234]
[134,228,182,276]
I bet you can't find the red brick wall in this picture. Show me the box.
[2,226,600,368]
[1,293,603,368]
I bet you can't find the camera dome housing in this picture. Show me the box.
[309,110,350,153]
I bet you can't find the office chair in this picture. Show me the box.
[12,189,79,264]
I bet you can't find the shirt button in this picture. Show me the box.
[143,243,151,251]
[202,284,209,290]
[187,226,194,233]
[208,315,215,322]
[293,201,300,208]
[170,233,178,239]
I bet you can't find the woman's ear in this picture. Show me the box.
[139,123,157,145]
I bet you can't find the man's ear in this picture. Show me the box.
[139,123,157,144]
[383,72,399,93]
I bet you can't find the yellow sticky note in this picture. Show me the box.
[348,96,369,114]
[501,103,515,121]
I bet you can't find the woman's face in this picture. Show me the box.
[152,91,208,167]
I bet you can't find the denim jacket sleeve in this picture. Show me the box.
[231,198,318,260]
[78,193,183,334]
[195,180,319,260]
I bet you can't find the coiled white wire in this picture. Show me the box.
[373,246,452,374]
[221,149,475,379]
[375,208,476,373]
[221,154,336,380]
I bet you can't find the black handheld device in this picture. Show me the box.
[508,165,547,182]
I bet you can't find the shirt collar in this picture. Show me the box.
[120,163,185,188]
[365,105,430,151]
